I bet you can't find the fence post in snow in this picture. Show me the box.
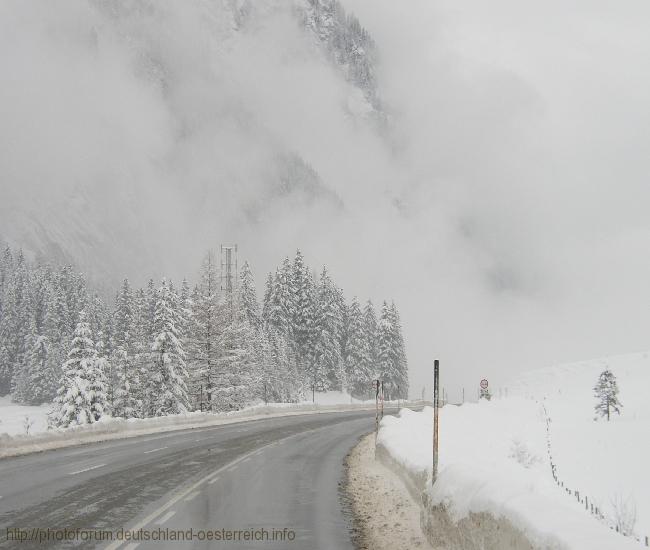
[432,359,440,485]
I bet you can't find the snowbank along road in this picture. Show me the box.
[0,410,392,549]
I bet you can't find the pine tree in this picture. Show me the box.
[310,267,344,391]
[0,250,31,396]
[113,279,134,352]
[344,297,373,398]
[89,354,109,420]
[148,279,189,416]
[0,245,13,303]
[261,273,274,326]
[362,300,378,376]
[186,252,221,411]
[377,301,400,399]
[238,261,261,330]
[212,319,256,411]
[145,278,157,343]
[50,313,100,427]
[112,346,141,418]
[594,369,622,421]
[388,302,408,399]
[291,251,316,368]
[264,260,295,339]
[14,320,53,405]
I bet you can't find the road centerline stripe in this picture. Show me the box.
[143,446,169,454]
[68,463,106,475]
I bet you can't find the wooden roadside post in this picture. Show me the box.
[374,379,380,442]
[432,359,440,484]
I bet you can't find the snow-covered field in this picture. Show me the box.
[378,352,650,549]
[0,396,50,436]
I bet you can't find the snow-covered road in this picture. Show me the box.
[0,411,380,549]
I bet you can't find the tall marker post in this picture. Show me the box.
[432,359,440,484]
[374,380,380,442]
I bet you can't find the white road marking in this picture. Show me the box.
[242,457,250,463]
[154,511,176,525]
[68,463,106,475]
[104,432,311,550]
[123,544,139,550]
[143,446,168,454]
[183,491,200,502]
[208,476,220,485]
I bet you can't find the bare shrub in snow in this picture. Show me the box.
[509,438,539,469]
[23,415,35,436]
[610,493,636,536]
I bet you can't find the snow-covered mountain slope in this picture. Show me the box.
[377,353,650,549]
[0,0,380,286]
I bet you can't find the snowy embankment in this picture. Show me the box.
[0,391,413,459]
[377,353,650,550]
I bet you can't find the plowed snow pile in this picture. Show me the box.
[378,352,650,549]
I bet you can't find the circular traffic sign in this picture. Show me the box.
[480,379,489,390]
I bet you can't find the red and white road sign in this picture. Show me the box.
[480,379,489,390]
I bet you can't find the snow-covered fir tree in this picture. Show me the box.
[344,297,373,398]
[186,251,221,411]
[594,369,622,421]
[50,313,103,427]
[238,261,261,330]
[147,279,189,416]
[376,300,408,400]
[13,320,55,405]
[310,267,344,391]
[264,259,295,339]
[291,250,316,373]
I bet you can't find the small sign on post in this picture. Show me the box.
[432,359,440,484]
[479,378,491,400]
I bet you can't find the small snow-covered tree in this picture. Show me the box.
[594,369,622,421]
[50,314,100,428]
